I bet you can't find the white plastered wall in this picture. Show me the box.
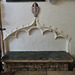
[1,0,75,56]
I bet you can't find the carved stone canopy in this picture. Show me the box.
[4,17,72,53]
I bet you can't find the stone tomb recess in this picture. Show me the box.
[1,2,73,72]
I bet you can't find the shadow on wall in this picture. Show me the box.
[1,3,9,26]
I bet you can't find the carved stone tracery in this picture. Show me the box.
[3,3,72,53]
[4,17,72,53]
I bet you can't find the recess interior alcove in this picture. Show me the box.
[5,29,66,52]
[2,18,73,71]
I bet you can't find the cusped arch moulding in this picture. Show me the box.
[4,17,71,41]
[4,17,72,53]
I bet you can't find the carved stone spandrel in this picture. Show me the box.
[49,0,56,4]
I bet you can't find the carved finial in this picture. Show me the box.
[32,2,40,17]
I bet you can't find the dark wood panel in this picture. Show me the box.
[6,0,45,2]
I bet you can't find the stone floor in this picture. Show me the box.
[14,71,75,75]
